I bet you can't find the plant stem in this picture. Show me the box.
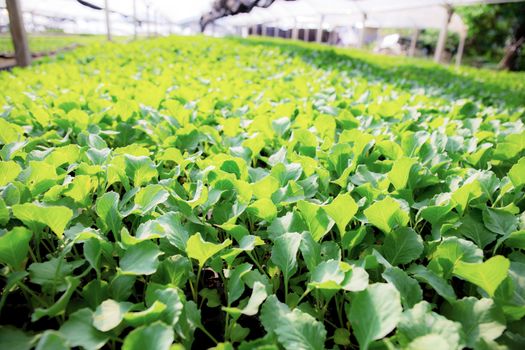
[334,295,344,328]
[247,251,267,276]
[17,282,49,307]
[192,266,202,302]
[199,325,219,344]
[293,287,312,309]
[284,277,289,305]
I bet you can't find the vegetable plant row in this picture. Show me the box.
[0,35,106,56]
[0,36,524,350]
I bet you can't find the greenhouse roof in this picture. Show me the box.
[2,0,524,35]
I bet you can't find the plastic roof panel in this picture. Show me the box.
[5,0,525,35]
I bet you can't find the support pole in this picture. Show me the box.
[434,5,453,63]
[6,0,31,67]
[104,0,112,41]
[261,23,266,37]
[316,15,324,43]
[292,18,299,40]
[408,28,419,57]
[455,30,467,67]
[133,0,137,39]
[154,10,158,36]
[146,4,150,37]
[358,13,367,48]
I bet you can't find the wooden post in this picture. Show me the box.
[455,30,467,67]
[133,0,138,39]
[408,28,419,57]
[434,5,453,63]
[6,0,31,67]
[104,0,112,41]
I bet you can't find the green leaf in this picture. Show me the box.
[32,277,81,321]
[252,175,280,199]
[241,281,268,316]
[271,232,302,288]
[24,160,59,195]
[260,295,326,350]
[120,241,163,275]
[309,259,345,290]
[451,179,482,216]
[227,263,253,305]
[155,288,184,326]
[0,160,22,186]
[456,212,496,249]
[346,283,402,350]
[28,257,82,291]
[248,198,277,221]
[0,119,24,144]
[268,211,308,238]
[122,321,174,350]
[187,180,209,208]
[430,237,483,273]
[35,330,69,350]
[453,256,510,297]
[186,232,232,268]
[95,191,122,235]
[382,267,422,308]
[334,328,351,346]
[134,184,169,214]
[63,174,92,205]
[324,192,358,235]
[12,203,73,239]
[443,297,506,348]
[123,301,167,327]
[364,196,409,233]
[406,334,450,350]
[504,230,525,249]
[0,327,31,350]
[482,208,518,236]
[397,301,465,350]
[0,198,7,226]
[409,265,457,302]
[93,299,133,332]
[388,157,417,190]
[297,200,334,241]
[494,261,525,321]
[0,226,32,270]
[382,227,423,265]
[309,260,368,294]
[60,308,109,350]
[125,155,158,187]
[508,157,525,188]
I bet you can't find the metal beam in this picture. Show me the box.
[6,0,31,67]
